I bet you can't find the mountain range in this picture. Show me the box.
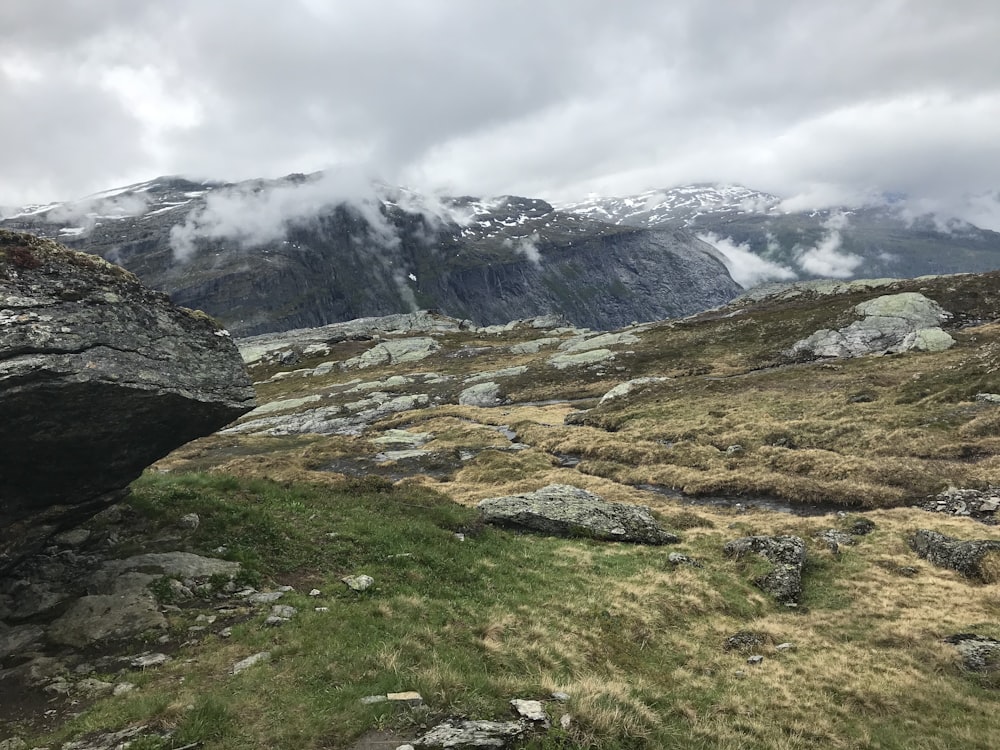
[3,174,999,335]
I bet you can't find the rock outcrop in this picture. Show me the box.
[477,484,679,544]
[723,535,807,603]
[944,633,1000,672]
[909,529,1000,581]
[789,292,954,359]
[0,230,255,571]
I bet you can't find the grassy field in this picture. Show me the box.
[30,472,1000,749]
[16,272,1000,748]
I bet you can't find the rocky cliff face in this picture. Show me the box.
[0,230,255,572]
[0,176,742,336]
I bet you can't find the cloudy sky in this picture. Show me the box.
[2,0,999,227]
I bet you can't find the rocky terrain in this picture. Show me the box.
[3,243,1000,748]
[0,176,742,336]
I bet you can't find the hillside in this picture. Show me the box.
[4,270,1000,750]
[0,176,741,336]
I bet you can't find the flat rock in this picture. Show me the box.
[231,651,271,674]
[47,593,166,648]
[547,348,615,369]
[459,381,503,407]
[343,337,440,369]
[413,719,527,748]
[723,535,807,603]
[558,331,640,353]
[0,230,254,573]
[0,623,44,660]
[478,484,679,544]
[598,376,669,405]
[909,529,1000,581]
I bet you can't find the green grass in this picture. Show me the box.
[28,472,1000,750]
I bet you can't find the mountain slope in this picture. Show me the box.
[559,184,1000,284]
[0,175,741,336]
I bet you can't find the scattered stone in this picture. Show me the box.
[478,484,679,544]
[724,631,770,653]
[264,616,288,627]
[315,607,330,612]
[816,529,856,552]
[559,714,572,730]
[130,653,170,669]
[113,682,136,696]
[231,651,270,675]
[397,745,416,750]
[464,366,528,384]
[343,574,375,592]
[509,337,560,355]
[547,348,615,370]
[847,518,876,536]
[0,738,27,750]
[60,724,170,750]
[360,695,388,705]
[598,376,669,406]
[510,699,548,724]
[413,720,526,748]
[775,642,796,652]
[387,691,424,706]
[558,331,640,354]
[277,585,295,592]
[747,655,764,665]
[177,512,200,531]
[309,588,322,596]
[219,627,233,637]
[725,444,745,456]
[343,337,440,369]
[75,678,115,698]
[459,381,503,408]
[723,535,807,603]
[909,529,1000,581]
[248,591,285,604]
[375,449,433,462]
[944,634,1000,672]
[371,429,432,448]
[920,486,1000,524]
[551,691,570,702]
[97,551,240,582]
[667,552,701,567]
[975,393,1000,404]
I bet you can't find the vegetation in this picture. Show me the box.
[18,271,1000,748]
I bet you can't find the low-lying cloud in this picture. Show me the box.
[697,232,796,287]
[794,212,863,278]
[169,169,397,260]
[503,231,543,266]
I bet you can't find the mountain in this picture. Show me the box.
[559,184,1000,285]
[0,175,741,336]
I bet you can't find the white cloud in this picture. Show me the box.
[697,232,796,287]
[795,225,863,278]
[503,231,543,266]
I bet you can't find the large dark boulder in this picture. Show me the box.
[0,230,255,572]
[723,535,807,603]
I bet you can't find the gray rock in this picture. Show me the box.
[387,691,424,705]
[547,348,615,369]
[598,376,669,406]
[775,642,796,652]
[343,337,440,369]
[371,429,432,448]
[343,574,375,591]
[478,484,679,544]
[0,230,254,574]
[231,651,271,674]
[944,634,1000,672]
[667,552,701,567]
[510,699,548,724]
[414,720,527,748]
[975,393,1000,404]
[909,529,1000,581]
[789,292,953,359]
[97,552,239,582]
[0,623,44,660]
[558,331,640,354]
[248,591,285,604]
[60,724,170,750]
[723,535,807,603]
[75,677,115,698]
[747,655,764,665]
[550,691,570,702]
[723,631,769,652]
[459,382,503,408]
[509,337,560,355]
[271,605,297,619]
[464,366,528,384]
[815,529,856,551]
[48,593,166,647]
[0,738,27,750]
[53,528,92,547]
[129,653,170,669]
[360,694,388,705]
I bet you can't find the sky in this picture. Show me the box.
[2,0,999,228]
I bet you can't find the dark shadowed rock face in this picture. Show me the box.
[477,484,679,544]
[0,230,255,572]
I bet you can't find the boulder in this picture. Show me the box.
[723,535,807,603]
[598,376,669,406]
[547,348,615,369]
[342,337,440,369]
[459,381,503,408]
[908,529,1000,581]
[0,231,255,572]
[477,484,679,544]
[789,292,953,359]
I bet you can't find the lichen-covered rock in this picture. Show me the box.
[723,535,807,603]
[944,633,1000,672]
[547,348,615,369]
[0,231,255,572]
[788,292,953,359]
[477,484,679,544]
[414,719,527,748]
[908,529,1000,581]
[598,376,669,406]
[459,381,503,407]
[342,336,440,369]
